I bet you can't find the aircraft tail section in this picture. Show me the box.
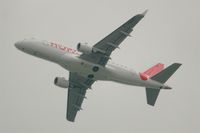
[145,63,182,106]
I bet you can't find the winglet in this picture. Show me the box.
[142,9,148,16]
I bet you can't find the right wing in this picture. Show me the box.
[80,10,148,66]
[66,72,95,122]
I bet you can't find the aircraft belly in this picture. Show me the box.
[107,69,142,86]
[58,55,164,89]
[58,55,109,80]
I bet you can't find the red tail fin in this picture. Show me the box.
[139,63,164,80]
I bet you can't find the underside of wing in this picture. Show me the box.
[67,86,86,121]
[67,72,95,122]
[80,10,147,66]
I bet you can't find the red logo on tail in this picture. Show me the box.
[139,63,164,80]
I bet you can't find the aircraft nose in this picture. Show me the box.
[15,41,23,49]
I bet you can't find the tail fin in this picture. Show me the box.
[146,63,182,106]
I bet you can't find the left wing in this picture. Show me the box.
[66,72,95,122]
[80,10,148,66]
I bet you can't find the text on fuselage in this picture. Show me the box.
[50,42,79,55]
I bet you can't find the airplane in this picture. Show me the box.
[15,10,181,122]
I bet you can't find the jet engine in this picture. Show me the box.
[54,77,69,88]
[77,43,93,54]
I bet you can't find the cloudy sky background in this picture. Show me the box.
[1,0,200,132]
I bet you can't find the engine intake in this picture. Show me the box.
[54,77,69,88]
[77,43,93,54]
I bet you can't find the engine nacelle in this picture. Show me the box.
[77,43,93,54]
[54,77,69,88]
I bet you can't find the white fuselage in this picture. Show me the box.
[15,39,166,89]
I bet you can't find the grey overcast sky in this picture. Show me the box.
[1,0,200,132]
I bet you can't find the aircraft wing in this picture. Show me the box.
[66,72,95,122]
[80,10,147,66]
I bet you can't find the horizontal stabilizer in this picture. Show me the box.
[146,88,160,106]
[151,63,182,83]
